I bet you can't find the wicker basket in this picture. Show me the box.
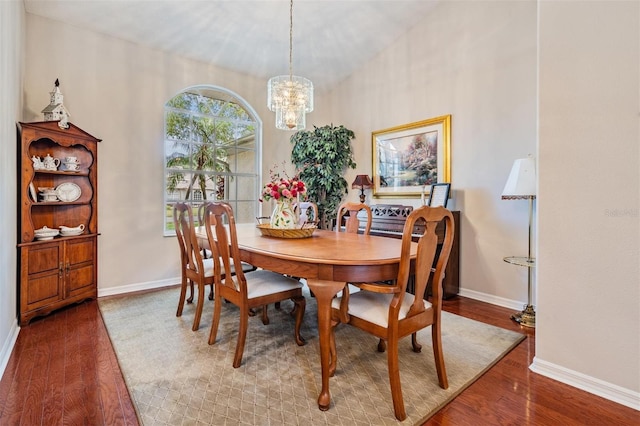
[256,223,317,239]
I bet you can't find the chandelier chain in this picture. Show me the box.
[289,0,293,80]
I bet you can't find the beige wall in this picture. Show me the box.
[535,0,639,397]
[23,14,296,293]
[326,0,538,306]
[0,0,24,373]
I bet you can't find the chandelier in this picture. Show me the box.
[267,0,313,130]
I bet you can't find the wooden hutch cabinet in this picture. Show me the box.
[17,121,100,326]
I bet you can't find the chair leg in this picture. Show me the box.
[186,279,194,303]
[192,282,205,331]
[411,332,422,353]
[377,338,386,352]
[208,283,214,300]
[387,337,407,421]
[275,301,281,310]
[208,289,223,345]
[431,322,448,389]
[261,305,270,325]
[176,277,188,317]
[233,306,250,368]
[292,296,306,346]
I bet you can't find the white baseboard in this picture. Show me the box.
[98,277,180,297]
[458,287,525,311]
[530,356,640,411]
[0,320,20,381]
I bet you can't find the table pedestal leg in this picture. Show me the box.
[306,279,345,411]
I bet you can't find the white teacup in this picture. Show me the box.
[64,162,79,171]
[65,156,79,163]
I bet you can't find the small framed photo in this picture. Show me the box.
[428,183,450,208]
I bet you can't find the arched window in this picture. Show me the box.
[164,85,261,234]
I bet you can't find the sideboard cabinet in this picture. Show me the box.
[17,121,100,325]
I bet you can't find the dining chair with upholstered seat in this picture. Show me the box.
[203,201,306,368]
[173,202,215,331]
[334,201,373,318]
[330,205,455,421]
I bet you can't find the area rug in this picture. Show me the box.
[99,287,525,425]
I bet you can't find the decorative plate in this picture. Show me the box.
[256,224,317,239]
[55,182,81,202]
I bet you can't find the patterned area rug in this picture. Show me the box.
[99,286,525,425]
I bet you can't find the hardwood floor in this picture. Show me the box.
[1,292,637,425]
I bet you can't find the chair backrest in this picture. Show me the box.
[295,201,318,225]
[398,206,455,313]
[336,202,372,234]
[202,202,247,296]
[173,202,206,277]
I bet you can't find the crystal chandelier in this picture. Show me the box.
[267,0,313,130]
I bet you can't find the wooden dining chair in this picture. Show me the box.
[173,202,215,331]
[330,205,455,421]
[294,201,319,226]
[203,202,306,368]
[334,201,373,318]
[336,201,372,234]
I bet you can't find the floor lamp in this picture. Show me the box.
[501,156,536,328]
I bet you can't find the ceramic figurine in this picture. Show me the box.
[31,155,44,170]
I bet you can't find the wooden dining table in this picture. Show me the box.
[196,222,417,411]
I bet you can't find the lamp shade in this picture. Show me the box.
[352,174,373,189]
[502,156,536,199]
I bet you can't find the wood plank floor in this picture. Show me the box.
[1,291,638,425]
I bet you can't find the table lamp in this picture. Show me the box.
[501,155,537,327]
[351,174,373,203]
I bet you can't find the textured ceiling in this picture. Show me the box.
[24,0,439,92]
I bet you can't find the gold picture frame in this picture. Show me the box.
[372,115,451,198]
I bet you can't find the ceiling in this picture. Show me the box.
[24,0,439,93]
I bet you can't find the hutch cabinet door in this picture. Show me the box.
[20,242,63,312]
[65,236,96,298]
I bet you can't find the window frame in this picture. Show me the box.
[163,85,262,235]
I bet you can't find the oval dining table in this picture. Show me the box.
[197,222,417,412]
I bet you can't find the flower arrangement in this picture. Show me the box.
[260,164,307,202]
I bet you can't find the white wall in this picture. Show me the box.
[326,0,538,307]
[23,14,295,294]
[0,0,24,376]
[533,0,639,407]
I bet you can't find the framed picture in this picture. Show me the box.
[428,183,450,208]
[372,115,451,198]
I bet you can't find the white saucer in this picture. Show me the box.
[61,230,83,237]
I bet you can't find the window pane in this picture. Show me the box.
[234,201,255,224]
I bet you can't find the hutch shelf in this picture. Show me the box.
[17,121,100,326]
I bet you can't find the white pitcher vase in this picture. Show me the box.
[270,199,298,229]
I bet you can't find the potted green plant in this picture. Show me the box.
[290,124,357,229]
